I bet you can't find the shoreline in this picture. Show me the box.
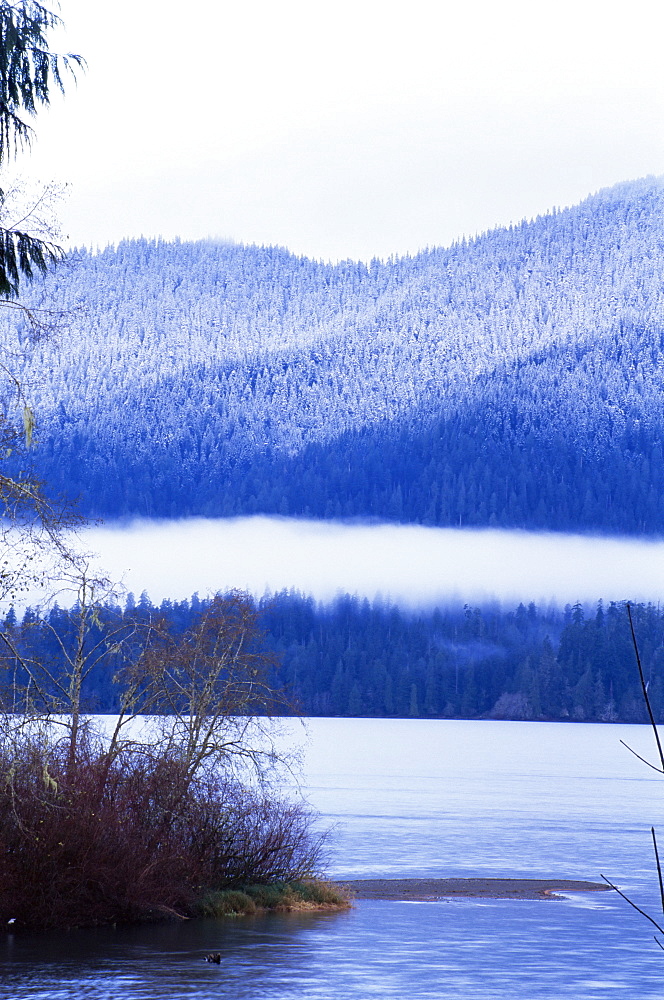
[335,878,611,901]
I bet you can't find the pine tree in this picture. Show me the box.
[0,2,82,297]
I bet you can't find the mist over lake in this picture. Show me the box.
[77,516,664,608]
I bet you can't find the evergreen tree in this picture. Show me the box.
[0,2,82,297]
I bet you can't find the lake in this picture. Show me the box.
[2,718,664,998]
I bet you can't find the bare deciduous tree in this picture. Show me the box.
[0,586,323,929]
[130,591,293,782]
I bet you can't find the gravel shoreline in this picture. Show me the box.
[336,878,611,901]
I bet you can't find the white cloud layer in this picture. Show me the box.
[74,517,664,610]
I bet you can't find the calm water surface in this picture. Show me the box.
[2,719,664,998]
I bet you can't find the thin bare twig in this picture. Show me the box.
[619,739,664,774]
[627,602,664,771]
[600,875,664,936]
[609,611,664,953]
[652,827,664,917]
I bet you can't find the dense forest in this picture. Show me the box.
[4,593,663,724]
[3,177,664,532]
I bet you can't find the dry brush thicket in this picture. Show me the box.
[0,592,329,929]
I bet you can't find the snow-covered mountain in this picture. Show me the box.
[6,176,664,532]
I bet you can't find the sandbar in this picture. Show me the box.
[336,878,611,901]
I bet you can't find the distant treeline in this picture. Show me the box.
[3,593,662,723]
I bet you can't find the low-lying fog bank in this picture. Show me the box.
[72,516,664,609]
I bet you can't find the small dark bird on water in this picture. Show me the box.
[205,953,221,964]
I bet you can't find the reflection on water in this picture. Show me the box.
[1,911,353,1000]
[3,899,662,1000]
[2,719,664,999]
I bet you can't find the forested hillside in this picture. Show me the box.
[6,177,664,531]
[5,594,662,723]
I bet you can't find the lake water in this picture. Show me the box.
[2,718,664,998]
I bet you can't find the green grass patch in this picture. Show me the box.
[193,880,349,918]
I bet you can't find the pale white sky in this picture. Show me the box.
[13,0,664,261]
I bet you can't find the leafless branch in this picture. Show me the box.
[600,875,664,936]
[652,827,664,916]
[627,602,664,771]
[619,739,664,774]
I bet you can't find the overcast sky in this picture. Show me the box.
[13,0,664,261]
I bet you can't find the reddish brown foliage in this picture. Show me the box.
[0,739,325,929]
[0,592,323,929]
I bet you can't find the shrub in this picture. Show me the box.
[0,591,331,929]
[0,737,327,929]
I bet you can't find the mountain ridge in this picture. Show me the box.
[4,175,664,531]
